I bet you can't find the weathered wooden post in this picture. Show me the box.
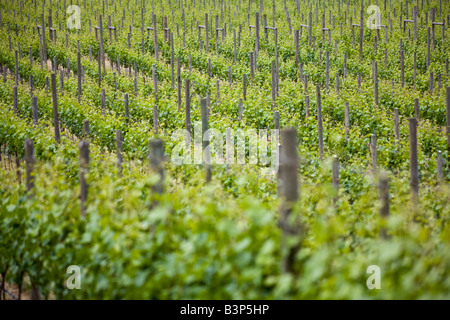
[374,61,379,106]
[446,87,450,150]
[51,73,61,144]
[124,93,129,122]
[238,98,243,121]
[153,14,159,60]
[305,95,310,119]
[14,50,19,85]
[250,52,255,83]
[345,102,350,140]
[13,86,18,115]
[77,49,82,102]
[177,58,181,111]
[185,79,191,133]
[414,98,420,123]
[153,64,158,101]
[83,119,90,137]
[427,27,431,68]
[216,80,220,102]
[274,110,280,130]
[153,104,159,134]
[116,130,123,173]
[437,150,443,183]
[149,139,165,194]
[394,108,400,144]
[409,118,419,203]
[378,171,390,239]
[279,128,300,274]
[371,134,378,174]
[32,96,38,128]
[201,97,211,183]
[271,60,276,108]
[294,29,299,66]
[79,140,89,216]
[326,51,330,91]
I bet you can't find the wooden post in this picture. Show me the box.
[427,27,431,68]
[414,98,420,123]
[205,13,209,51]
[153,65,158,101]
[201,97,211,183]
[14,51,19,85]
[79,140,89,216]
[279,128,299,274]
[250,52,254,83]
[271,60,276,108]
[83,119,90,137]
[371,134,378,174]
[153,14,159,60]
[326,51,329,91]
[305,95,310,118]
[394,107,400,144]
[51,74,61,144]
[177,58,181,111]
[77,50,82,102]
[25,139,35,194]
[317,86,324,160]
[124,93,130,122]
[437,150,443,183]
[378,171,390,239]
[32,96,38,128]
[13,86,18,115]
[170,33,174,89]
[374,61,379,106]
[274,111,280,130]
[153,104,159,134]
[294,30,299,66]
[185,79,191,133]
[216,80,220,102]
[116,130,123,173]
[344,102,350,140]
[429,72,434,95]
[149,139,164,194]
[409,118,419,202]
[238,98,243,121]
[446,87,450,150]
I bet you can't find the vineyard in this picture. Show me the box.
[0,0,449,300]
